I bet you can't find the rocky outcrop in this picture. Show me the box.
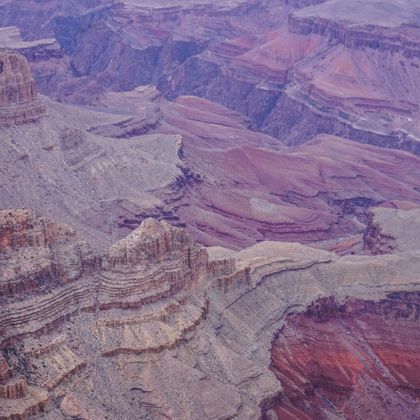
[0,209,98,299]
[271,293,420,419]
[0,354,50,420]
[0,51,45,127]
[0,211,208,345]
[99,217,208,310]
[1,209,420,418]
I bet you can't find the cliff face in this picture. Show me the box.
[1,209,420,419]
[0,209,97,299]
[0,51,45,126]
[99,217,209,312]
[271,293,420,419]
[172,14,420,151]
[0,210,207,346]
[0,209,279,419]
[2,0,420,152]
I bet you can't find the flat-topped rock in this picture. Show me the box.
[0,27,56,52]
[292,0,420,29]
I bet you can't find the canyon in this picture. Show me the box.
[1,51,420,250]
[3,0,419,152]
[0,0,420,419]
[1,205,420,419]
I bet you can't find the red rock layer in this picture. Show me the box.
[271,293,420,419]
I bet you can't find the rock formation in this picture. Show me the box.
[0,50,45,126]
[1,208,420,419]
[0,209,277,418]
[0,209,97,298]
[86,86,420,249]
[271,293,420,419]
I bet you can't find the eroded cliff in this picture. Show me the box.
[272,293,420,419]
[0,51,45,126]
[1,209,420,419]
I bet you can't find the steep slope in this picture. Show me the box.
[272,293,420,419]
[1,209,420,419]
[0,51,192,248]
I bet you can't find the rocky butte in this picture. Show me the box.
[0,50,45,127]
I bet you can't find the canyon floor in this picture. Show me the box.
[1,0,420,419]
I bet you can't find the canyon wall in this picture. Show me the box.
[0,2,420,419]
[0,209,279,419]
[1,49,420,251]
[1,208,420,419]
[272,293,420,419]
[1,1,420,153]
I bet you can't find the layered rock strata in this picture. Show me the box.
[2,1,420,152]
[0,51,45,126]
[272,293,420,419]
[1,209,420,419]
[92,86,420,249]
[0,209,278,418]
[0,355,50,420]
[2,3,420,250]
[0,209,98,299]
